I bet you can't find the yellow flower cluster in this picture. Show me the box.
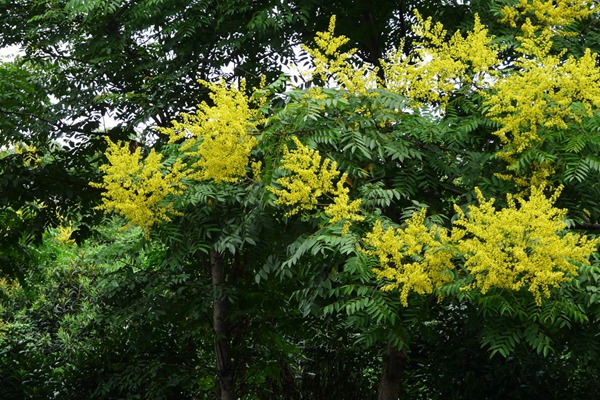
[324,180,364,234]
[300,16,377,95]
[157,79,262,183]
[499,0,595,36]
[495,160,556,189]
[382,12,500,106]
[0,277,20,336]
[452,187,600,305]
[268,137,339,215]
[55,224,76,245]
[363,209,454,306]
[90,139,187,234]
[484,45,600,162]
[364,187,599,306]
[250,160,263,181]
[268,137,363,229]
[14,142,42,168]
[54,212,76,245]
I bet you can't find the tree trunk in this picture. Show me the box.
[378,342,407,400]
[211,250,236,400]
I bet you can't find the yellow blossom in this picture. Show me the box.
[452,187,600,305]
[250,160,262,181]
[268,137,363,230]
[484,3,600,183]
[54,212,77,245]
[156,79,261,183]
[55,222,75,244]
[495,160,556,189]
[363,209,454,306]
[268,137,340,215]
[499,0,596,36]
[90,139,187,234]
[300,15,378,95]
[382,12,500,106]
[484,46,600,163]
[324,179,364,234]
[55,224,76,245]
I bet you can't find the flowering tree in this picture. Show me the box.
[92,2,600,398]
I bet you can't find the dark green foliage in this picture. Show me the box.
[0,235,103,399]
[399,293,600,399]
[0,0,308,141]
[0,220,215,399]
[1,1,600,399]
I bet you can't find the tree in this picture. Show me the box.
[0,223,104,399]
[0,0,308,250]
[2,0,600,398]
[90,2,600,398]
[0,0,480,145]
[5,0,588,246]
[0,0,439,253]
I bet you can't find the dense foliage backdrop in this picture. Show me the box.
[2,1,600,399]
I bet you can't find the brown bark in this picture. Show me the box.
[211,250,236,400]
[378,342,407,400]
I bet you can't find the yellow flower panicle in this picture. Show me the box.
[300,16,377,95]
[495,160,556,190]
[54,211,76,245]
[499,0,595,36]
[268,137,363,229]
[156,79,262,183]
[93,79,266,233]
[366,188,599,306]
[90,139,187,234]
[452,187,600,305]
[363,209,454,306]
[382,12,500,106]
[14,142,42,168]
[250,160,263,181]
[55,224,76,245]
[484,2,600,181]
[324,179,364,234]
[268,137,340,214]
[484,46,600,162]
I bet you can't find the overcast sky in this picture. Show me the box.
[0,45,21,62]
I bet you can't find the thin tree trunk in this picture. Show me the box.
[378,342,407,400]
[211,250,236,400]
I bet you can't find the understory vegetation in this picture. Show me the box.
[2,0,600,399]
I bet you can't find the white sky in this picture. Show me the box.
[0,42,305,144]
[0,45,22,62]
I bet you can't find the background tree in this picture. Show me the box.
[90,3,600,398]
[4,0,588,241]
[2,1,600,399]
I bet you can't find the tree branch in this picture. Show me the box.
[571,223,600,231]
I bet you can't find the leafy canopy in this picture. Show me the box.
[93,9,600,310]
